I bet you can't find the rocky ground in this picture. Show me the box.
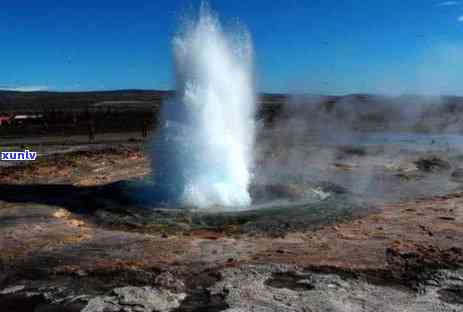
[1,140,463,311]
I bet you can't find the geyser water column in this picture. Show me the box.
[152,5,255,209]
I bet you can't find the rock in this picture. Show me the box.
[0,285,25,295]
[52,208,71,219]
[333,163,355,171]
[438,285,463,305]
[414,156,451,172]
[451,168,463,181]
[396,172,422,182]
[82,287,186,312]
[210,264,463,312]
[82,296,120,312]
[315,181,349,194]
[154,271,185,292]
[337,145,367,157]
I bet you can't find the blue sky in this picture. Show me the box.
[1,1,463,95]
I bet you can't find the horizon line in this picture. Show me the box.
[2,88,463,98]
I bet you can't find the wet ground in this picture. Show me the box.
[1,132,463,311]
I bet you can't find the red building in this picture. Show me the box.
[0,115,11,126]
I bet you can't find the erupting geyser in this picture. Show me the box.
[152,4,255,209]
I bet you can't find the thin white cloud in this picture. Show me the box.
[459,15,463,21]
[438,1,460,6]
[0,85,49,92]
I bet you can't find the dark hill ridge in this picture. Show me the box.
[0,90,172,113]
[0,90,288,138]
[1,90,463,138]
[0,89,288,109]
[3,89,462,113]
